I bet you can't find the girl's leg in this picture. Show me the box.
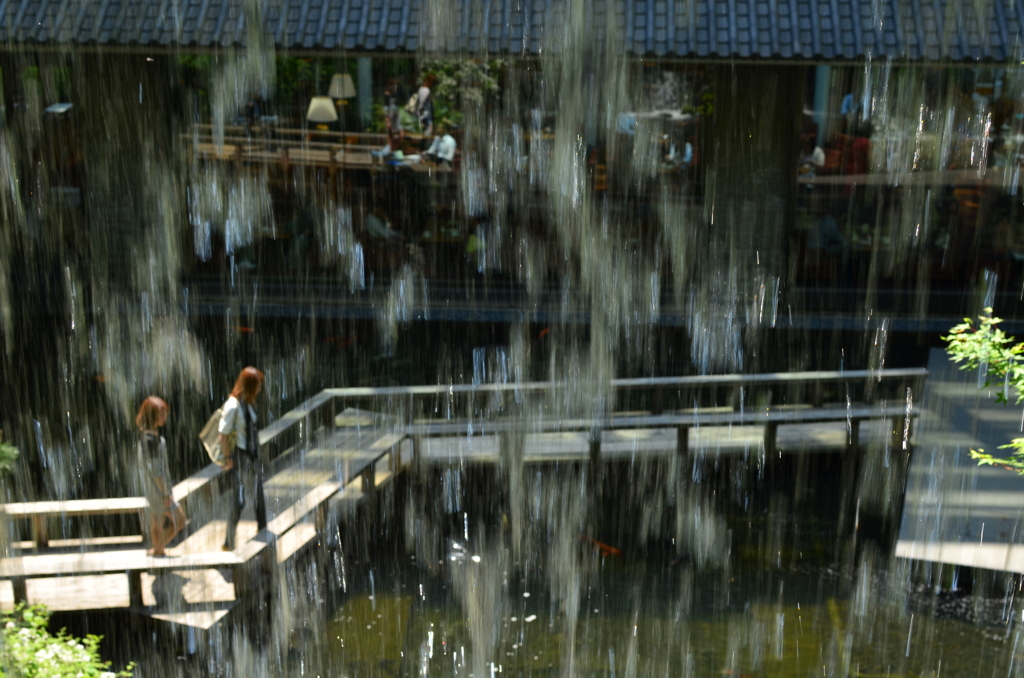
[149,515,167,556]
[253,472,268,532]
[223,463,245,550]
[165,503,186,545]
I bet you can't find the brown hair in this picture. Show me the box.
[136,396,169,430]
[230,367,265,405]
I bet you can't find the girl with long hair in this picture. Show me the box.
[136,396,186,556]
[218,367,267,551]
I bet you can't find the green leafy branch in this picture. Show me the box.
[943,309,1024,473]
[0,433,17,477]
[943,310,1024,403]
[0,604,133,677]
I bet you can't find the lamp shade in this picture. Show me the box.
[306,96,339,123]
[328,73,357,100]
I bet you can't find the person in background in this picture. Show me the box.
[416,74,437,137]
[846,121,872,176]
[383,79,404,156]
[799,134,826,185]
[244,99,261,133]
[219,367,267,552]
[424,128,457,167]
[136,396,186,557]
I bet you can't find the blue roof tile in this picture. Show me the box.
[0,0,1016,60]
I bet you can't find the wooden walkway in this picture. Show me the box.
[0,411,408,628]
[896,348,1024,575]
[0,368,925,628]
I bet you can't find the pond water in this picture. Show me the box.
[311,505,1017,678]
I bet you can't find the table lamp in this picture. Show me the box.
[306,96,338,130]
[329,73,357,104]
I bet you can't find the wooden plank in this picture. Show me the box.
[418,422,899,463]
[11,535,143,550]
[141,569,236,607]
[404,405,915,437]
[895,540,1024,572]
[259,391,333,444]
[195,143,238,160]
[25,574,129,611]
[0,580,14,612]
[2,497,149,517]
[265,482,341,537]
[337,151,374,167]
[148,606,234,630]
[610,368,929,389]
[322,369,928,400]
[370,433,404,451]
[172,464,222,504]
[287,148,332,164]
[0,548,246,578]
[275,522,318,563]
[243,150,284,163]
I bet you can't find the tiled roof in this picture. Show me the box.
[0,0,1019,60]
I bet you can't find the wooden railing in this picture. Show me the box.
[4,369,925,550]
[182,124,451,171]
[259,368,928,464]
[0,368,926,608]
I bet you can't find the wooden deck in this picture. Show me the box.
[0,411,408,627]
[0,369,925,627]
[897,348,1024,575]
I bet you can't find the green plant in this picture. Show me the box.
[943,310,1024,471]
[0,604,133,677]
[368,103,383,133]
[0,438,19,477]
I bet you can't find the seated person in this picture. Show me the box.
[798,135,826,184]
[424,132,457,165]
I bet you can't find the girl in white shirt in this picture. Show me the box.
[218,367,267,551]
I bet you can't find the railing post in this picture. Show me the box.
[674,426,691,503]
[651,387,664,416]
[412,435,422,468]
[676,426,689,457]
[589,433,601,466]
[891,415,907,452]
[764,421,778,458]
[323,394,335,430]
[11,578,27,605]
[31,516,48,549]
[811,380,824,408]
[232,563,249,598]
[848,418,861,451]
[128,570,143,608]
[315,502,328,535]
[362,464,376,497]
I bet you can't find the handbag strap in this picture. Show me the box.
[239,400,257,458]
